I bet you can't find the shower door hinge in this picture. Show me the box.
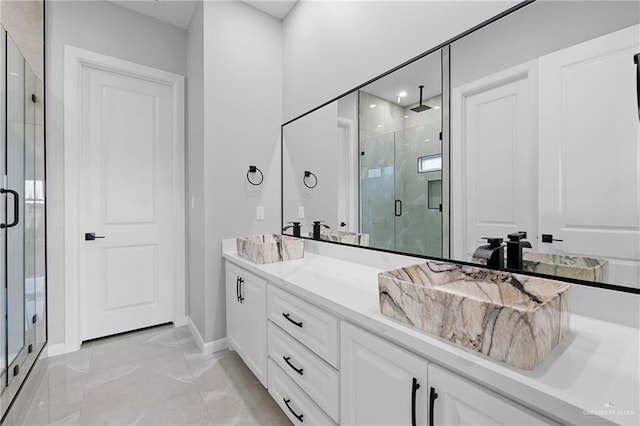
[28,344,33,354]
[13,365,19,376]
[31,94,37,103]
[439,131,442,141]
[32,314,37,324]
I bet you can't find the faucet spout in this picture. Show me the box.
[473,237,505,270]
[506,231,532,270]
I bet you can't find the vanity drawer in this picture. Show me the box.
[268,358,336,426]
[268,285,339,368]
[268,321,339,422]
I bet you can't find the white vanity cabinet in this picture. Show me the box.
[267,285,340,424]
[428,363,555,426]
[341,322,429,425]
[224,261,267,386]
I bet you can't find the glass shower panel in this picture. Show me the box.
[360,132,395,249]
[24,60,37,357]
[0,28,5,390]
[395,123,442,257]
[6,36,26,382]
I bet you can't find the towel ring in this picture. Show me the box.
[247,165,264,186]
[303,170,318,189]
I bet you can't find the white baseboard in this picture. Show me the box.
[186,316,228,355]
[43,343,67,358]
[174,316,188,327]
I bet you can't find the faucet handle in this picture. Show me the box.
[481,237,503,248]
[507,231,528,241]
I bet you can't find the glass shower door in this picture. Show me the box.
[394,123,442,257]
[4,33,36,387]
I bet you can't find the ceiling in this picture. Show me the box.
[362,51,442,107]
[109,0,298,29]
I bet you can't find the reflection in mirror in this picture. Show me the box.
[282,1,640,290]
[282,50,444,257]
[359,50,442,256]
[450,1,640,288]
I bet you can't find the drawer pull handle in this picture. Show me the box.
[283,398,304,422]
[282,312,303,328]
[283,356,304,375]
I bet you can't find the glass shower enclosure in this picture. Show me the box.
[0,27,47,419]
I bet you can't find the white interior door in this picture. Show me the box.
[538,24,640,288]
[79,63,176,341]
[452,63,538,260]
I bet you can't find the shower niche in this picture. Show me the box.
[0,27,47,419]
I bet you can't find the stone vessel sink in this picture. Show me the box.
[319,230,370,246]
[236,234,304,264]
[379,260,571,370]
[522,252,608,283]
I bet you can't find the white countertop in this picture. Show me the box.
[222,247,640,426]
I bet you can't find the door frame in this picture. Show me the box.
[63,46,186,353]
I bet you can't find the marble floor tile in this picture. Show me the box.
[9,325,291,426]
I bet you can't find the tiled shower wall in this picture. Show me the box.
[359,91,442,257]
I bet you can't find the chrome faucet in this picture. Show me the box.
[473,238,505,270]
[283,221,301,237]
[506,232,532,270]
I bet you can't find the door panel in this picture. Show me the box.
[538,25,640,287]
[80,65,175,340]
[456,67,537,260]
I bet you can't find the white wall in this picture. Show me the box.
[186,2,206,337]
[199,1,282,342]
[282,0,519,121]
[45,0,187,347]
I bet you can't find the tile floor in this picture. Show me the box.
[7,325,291,425]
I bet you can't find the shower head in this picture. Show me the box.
[411,104,431,113]
[410,85,431,113]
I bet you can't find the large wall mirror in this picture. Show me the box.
[281,0,640,292]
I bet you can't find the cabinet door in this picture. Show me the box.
[240,273,267,386]
[341,322,429,425]
[428,364,553,425]
[225,263,243,354]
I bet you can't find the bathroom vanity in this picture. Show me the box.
[223,239,639,426]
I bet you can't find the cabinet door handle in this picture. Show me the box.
[283,398,304,422]
[411,377,420,426]
[283,356,304,375]
[0,188,19,229]
[429,386,438,426]
[282,312,303,328]
[238,277,245,303]
[236,276,240,302]
[634,53,640,122]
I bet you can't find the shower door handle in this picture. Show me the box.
[0,188,19,229]
[395,199,402,217]
[634,53,640,122]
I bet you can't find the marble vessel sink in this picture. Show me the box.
[379,260,571,370]
[522,252,609,283]
[236,234,304,264]
[319,230,370,246]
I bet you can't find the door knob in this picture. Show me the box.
[85,232,106,241]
